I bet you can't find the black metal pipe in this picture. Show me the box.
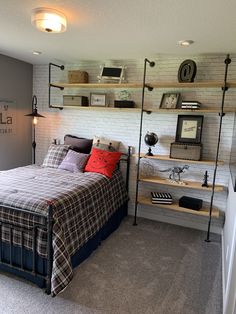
[133,58,155,226]
[205,54,231,242]
[49,63,64,109]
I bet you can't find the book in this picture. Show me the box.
[151,191,173,204]
[182,101,202,105]
[181,105,200,109]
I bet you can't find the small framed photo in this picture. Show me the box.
[90,93,107,107]
[160,93,180,109]
[175,115,204,143]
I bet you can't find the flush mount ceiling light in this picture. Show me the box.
[31,8,67,33]
[178,40,194,47]
[32,51,42,55]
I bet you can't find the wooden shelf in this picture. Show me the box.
[138,196,220,218]
[134,154,224,165]
[139,176,225,192]
[50,83,143,89]
[50,81,236,89]
[50,105,141,112]
[144,108,235,114]
[149,81,236,88]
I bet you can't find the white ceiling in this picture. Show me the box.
[1,0,236,65]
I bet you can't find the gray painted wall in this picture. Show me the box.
[223,178,236,314]
[0,54,32,170]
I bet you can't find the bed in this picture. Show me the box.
[0,144,131,296]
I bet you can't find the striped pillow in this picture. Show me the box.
[42,144,70,168]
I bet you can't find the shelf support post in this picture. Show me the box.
[48,62,64,110]
[133,58,155,226]
[205,54,231,242]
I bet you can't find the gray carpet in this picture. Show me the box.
[0,216,222,314]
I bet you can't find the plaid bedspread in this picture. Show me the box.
[0,165,128,295]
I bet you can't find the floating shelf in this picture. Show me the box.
[133,154,224,165]
[149,81,236,88]
[139,176,225,192]
[50,105,141,112]
[138,196,220,218]
[50,83,143,89]
[50,81,236,89]
[144,108,235,114]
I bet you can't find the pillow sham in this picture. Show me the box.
[84,147,121,178]
[92,135,120,151]
[64,134,93,154]
[58,150,89,173]
[42,144,70,168]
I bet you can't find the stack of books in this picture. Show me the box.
[181,101,201,109]
[151,192,173,204]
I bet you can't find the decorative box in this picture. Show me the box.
[170,142,202,161]
[68,70,89,83]
[114,100,135,108]
[63,95,89,107]
[179,196,203,211]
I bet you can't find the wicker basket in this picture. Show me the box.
[68,70,89,83]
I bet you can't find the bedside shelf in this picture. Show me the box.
[139,176,225,192]
[138,196,220,218]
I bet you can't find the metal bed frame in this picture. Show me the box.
[0,146,131,295]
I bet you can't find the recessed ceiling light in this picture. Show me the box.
[31,7,67,33]
[33,51,42,55]
[178,40,194,47]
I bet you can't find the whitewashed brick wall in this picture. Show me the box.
[33,54,236,233]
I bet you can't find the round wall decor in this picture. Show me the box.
[178,59,197,82]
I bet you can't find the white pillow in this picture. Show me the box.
[93,136,120,151]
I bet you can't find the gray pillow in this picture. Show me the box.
[64,134,93,154]
[58,149,89,173]
[42,144,70,168]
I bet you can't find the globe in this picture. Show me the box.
[144,132,158,156]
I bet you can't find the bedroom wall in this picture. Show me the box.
[0,54,33,170]
[33,54,236,233]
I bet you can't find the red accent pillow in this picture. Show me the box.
[85,147,121,178]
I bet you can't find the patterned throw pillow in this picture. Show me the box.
[58,150,89,173]
[42,144,70,168]
[84,147,121,178]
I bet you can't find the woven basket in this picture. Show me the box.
[68,70,89,83]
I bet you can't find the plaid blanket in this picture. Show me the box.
[0,165,128,295]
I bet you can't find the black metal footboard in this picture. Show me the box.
[0,203,54,294]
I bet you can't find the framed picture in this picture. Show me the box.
[97,66,125,83]
[175,115,204,143]
[160,93,180,109]
[90,93,107,107]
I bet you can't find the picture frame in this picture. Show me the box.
[90,93,107,107]
[97,66,125,83]
[160,93,180,109]
[175,115,204,143]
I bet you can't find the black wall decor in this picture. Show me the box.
[178,59,197,82]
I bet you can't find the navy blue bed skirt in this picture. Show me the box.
[0,202,128,288]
